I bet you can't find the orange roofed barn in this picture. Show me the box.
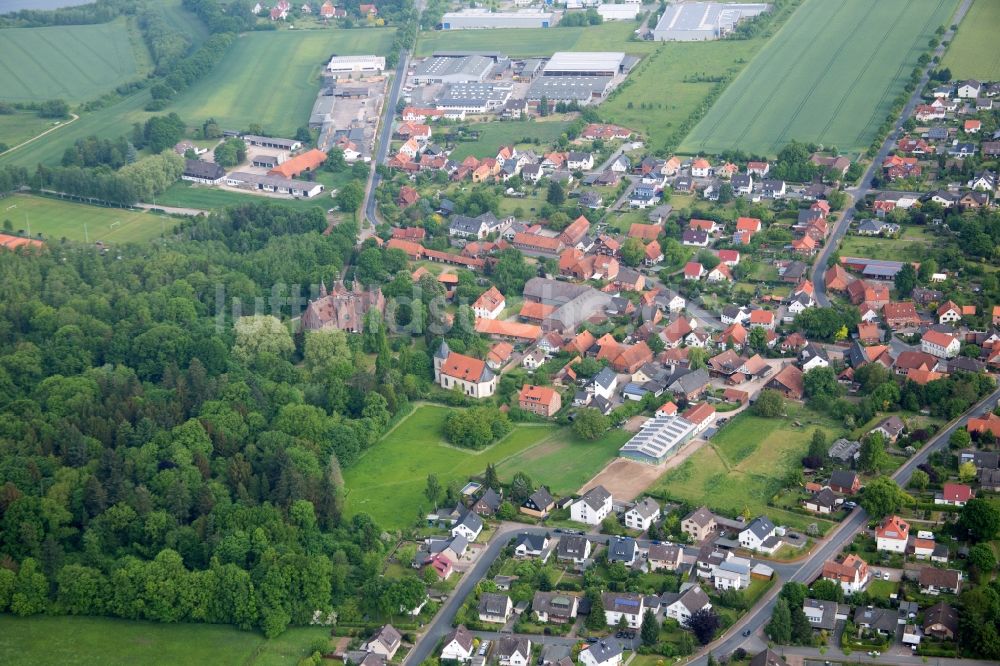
[518,384,562,418]
[269,149,327,178]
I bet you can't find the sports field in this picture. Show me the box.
[679,0,958,156]
[415,21,654,57]
[941,0,1000,80]
[447,119,572,161]
[651,403,842,533]
[0,18,142,103]
[0,194,178,244]
[169,29,395,138]
[0,615,328,666]
[344,404,623,529]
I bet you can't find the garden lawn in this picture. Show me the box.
[344,405,559,528]
[415,22,654,58]
[867,579,900,600]
[941,0,1000,80]
[837,226,938,263]
[447,120,571,161]
[679,0,958,156]
[0,615,329,666]
[495,427,632,494]
[652,404,843,533]
[1,194,179,244]
[169,29,395,138]
[0,18,143,103]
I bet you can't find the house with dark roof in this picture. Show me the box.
[364,625,402,659]
[478,593,513,623]
[473,487,503,515]
[922,602,958,639]
[182,159,226,184]
[495,636,532,666]
[521,487,555,518]
[607,537,638,566]
[513,533,550,559]
[441,625,475,662]
[531,591,578,624]
[919,567,961,595]
[602,592,644,628]
[829,470,860,494]
[452,510,483,541]
[662,584,711,623]
[579,638,623,666]
[738,516,779,554]
[556,534,591,565]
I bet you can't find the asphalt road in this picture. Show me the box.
[810,0,972,307]
[777,645,999,666]
[691,382,1000,665]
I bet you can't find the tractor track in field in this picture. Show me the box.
[768,0,877,151]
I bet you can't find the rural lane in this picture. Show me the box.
[810,0,972,306]
[688,381,1000,665]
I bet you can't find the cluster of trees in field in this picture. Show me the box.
[0,113,190,207]
[138,6,193,75]
[0,202,452,635]
[148,33,236,110]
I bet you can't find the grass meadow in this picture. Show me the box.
[0,194,178,244]
[169,29,395,138]
[837,225,938,263]
[0,112,59,149]
[447,119,571,161]
[415,21,654,58]
[343,404,624,529]
[601,39,761,151]
[941,0,1000,80]
[0,615,329,666]
[652,403,843,533]
[679,0,958,156]
[0,18,142,103]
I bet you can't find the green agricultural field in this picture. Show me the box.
[447,119,572,161]
[169,29,395,138]
[415,21,654,57]
[941,0,1000,80]
[496,428,631,494]
[0,194,178,244]
[837,226,938,263]
[0,112,59,150]
[680,0,958,156]
[0,615,329,666]
[652,403,843,533]
[0,18,143,103]
[344,404,622,529]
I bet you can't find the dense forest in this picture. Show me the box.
[0,203,433,636]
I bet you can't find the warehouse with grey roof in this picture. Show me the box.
[652,2,769,41]
[442,9,556,29]
[413,54,496,84]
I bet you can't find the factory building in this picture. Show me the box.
[326,55,386,76]
[542,51,629,77]
[596,3,640,21]
[412,54,495,84]
[441,9,555,29]
[526,76,615,107]
[651,2,769,41]
[435,82,513,114]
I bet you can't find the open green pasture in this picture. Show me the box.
[344,404,624,529]
[652,403,842,532]
[0,194,178,244]
[0,615,328,666]
[415,21,653,57]
[447,119,571,161]
[169,29,395,138]
[0,112,59,149]
[679,0,959,156]
[941,0,1000,80]
[601,38,761,151]
[0,18,142,103]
